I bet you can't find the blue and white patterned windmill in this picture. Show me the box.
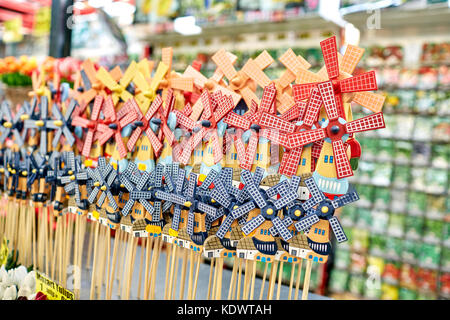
[154,166,188,234]
[121,169,158,224]
[60,152,89,211]
[239,168,299,243]
[26,152,48,203]
[24,96,55,156]
[47,99,77,148]
[87,157,119,212]
[156,170,217,240]
[265,175,305,237]
[45,151,63,204]
[294,177,359,243]
[0,100,33,159]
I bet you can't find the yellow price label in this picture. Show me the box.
[35,272,74,300]
[34,7,51,36]
[0,238,9,266]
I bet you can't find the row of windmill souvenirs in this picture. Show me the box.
[0,36,386,299]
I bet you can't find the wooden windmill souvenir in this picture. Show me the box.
[79,59,123,106]
[70,95,106,166]
[0,100,34,159]
[211,49,274,108]
[183,52,242,120]
[127,95,165,172]
[96,95,138,172]
[28,69,51,105]
[292,37,386,193]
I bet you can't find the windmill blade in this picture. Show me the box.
[242,214,265,236]
[253,166,265,187]
[197,201,217,217]
[259,112,296,133]
[302,87,322,127]
[274,188,298,210]
[287,128,326,150]
[107,191,118,211]
[152,201,162,222]
[140,199,155,215]
[98,190,108,207]
[345,112,385,134]
[224,112,251,130]
[210,180,231,208]
[272,216,293,242]
[149,62,169,93]
[241,170,267,209]
[352,92,385,113]
[64,181,76,193]
[175,168,186,194]
[329,216,347,243]
[259,83,277,113]
[171,205,182,231]
[199,169,217,190]
[122,198,135,216]
[320,36,340,80]
[186,209,195,235]
[265,180,289,198]
[332,139,354,179]
[88,187,100,204]
[340,44,364,75]
[317,81,339,121]
[304,177,325,204]
[154,164,164,188]
[211,49,238,81]
[185,172,197,198]
[294,213,320,232]
[39,132,47,156]
[331,190,360,208]
[216,214,234,239]
[136,171,150,190]
[232,200,256,220]
[339,71,377,93]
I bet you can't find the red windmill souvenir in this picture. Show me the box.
[287,85,386,179]
[126,94,166,157]
[223,83,296,171]
[96,96,138,159]
[71,95,105,158]
[177,90,235,165]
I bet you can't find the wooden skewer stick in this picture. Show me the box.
[243,259,250,300]
[137,237,146,299]
[163,242,173,299]
[208,258,216,300]
[216,256,224,300]
[107,229,120,300]
[118,231,131,297]
[171,246,181,300]
[236,258,243,300]
[166,243,178,300]
[302,260,313,300]
[85,221,94,270]
[89,221,100,300]
[187,249,194,300]
[288,263,296,300]
[143,236,153,300]
[249,259,257,300]
[105,227,111,300]
[294,259,303,300]
[267,260,278,300]
[276,261,284,300]
[227,258,238,300]
[191,251,201,300]
[179,248,188,299]
[125,236,138,300]
[259,262,269,300]
[150,237,163,300]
